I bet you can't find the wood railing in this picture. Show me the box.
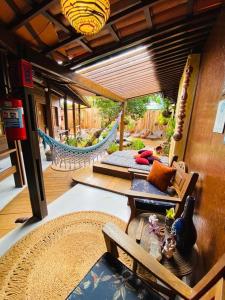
[0,136,25,187]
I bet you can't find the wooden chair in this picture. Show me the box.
[126,160,199,224]
[66,223,225,300]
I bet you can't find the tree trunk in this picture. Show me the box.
[85,120,112,147]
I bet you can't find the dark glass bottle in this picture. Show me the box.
[172,196,197,255]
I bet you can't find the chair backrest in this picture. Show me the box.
[192,253,225,300]
[199,278,225,300]
[171,161,199,215]
[103,223,225,300]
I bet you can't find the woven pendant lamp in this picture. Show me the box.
[61,0,110,36]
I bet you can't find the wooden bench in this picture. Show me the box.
[127,160,199,223]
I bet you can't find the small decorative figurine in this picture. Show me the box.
[148,215,161,236]
[148,214,163,261]
[162,235,176,259]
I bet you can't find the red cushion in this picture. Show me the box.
[135,157,150,165]
[140,150,153,158]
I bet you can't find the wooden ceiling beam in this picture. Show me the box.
[9,0,58,31]
[68,11,217,70]
[42,0,182,55]
[0,24,124,102]
[80,36,201,76]
[152,30,209,52]
[108,24,120,42]
[42,11,71,35]
[153,37,206,56]
[70,74,125,101]
[6,0,47,48]
[25,0,75,37]
[143,6,153,29]
[76,39,93,53]
[187,0,195,15]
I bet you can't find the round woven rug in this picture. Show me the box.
[0,211,130,300]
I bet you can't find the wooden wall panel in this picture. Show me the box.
[184,8,225,274]
[135,110,162,133]
[66,108,162,134]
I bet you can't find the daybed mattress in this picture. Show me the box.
[101,150,169,171]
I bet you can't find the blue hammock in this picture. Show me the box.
[38,113,121,170]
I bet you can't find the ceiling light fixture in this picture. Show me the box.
[61,0,110,36]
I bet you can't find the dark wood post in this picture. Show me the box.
[78,103,81,127]
[119,101,126,151]
[9,57,47,219]
[72,100,76,136]
[45,83,54,138]
[64,96,69,135]
[0,51,25,187]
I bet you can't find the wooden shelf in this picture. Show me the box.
[0,148,17,159]
[0,166,17,182]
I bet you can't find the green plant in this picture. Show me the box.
[126,96,149,120]
[129,138,145,150]
[166,208,175,219]
[66,137,78,147]
[158,113,169,126]
[107,142,119,154]
[165,117,176,142]
[95,97,121,127]
[125,116,136,132]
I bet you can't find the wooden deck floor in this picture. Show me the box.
[0,139,162,239]
[73,166,131,196]
[0,167,74,239]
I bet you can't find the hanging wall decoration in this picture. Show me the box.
[173,62,193,141]
[61,0,110,36]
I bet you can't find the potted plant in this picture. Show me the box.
[165,208,175,233]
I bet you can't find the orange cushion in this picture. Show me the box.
[147,160,176,192]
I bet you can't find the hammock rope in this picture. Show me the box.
[38,113,121,170]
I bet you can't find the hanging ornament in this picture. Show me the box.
[61,0,110,36]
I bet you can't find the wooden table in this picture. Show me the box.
[127,213,198,278]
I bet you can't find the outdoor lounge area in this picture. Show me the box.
[0,0,225,299]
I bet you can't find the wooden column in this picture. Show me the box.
[0,51,25,187]
[64,96,69,134]
[10,58,47,219]
[72,100,76,136]
[45,84,54,138]
[119,101,126,151]
[78,103,81,127]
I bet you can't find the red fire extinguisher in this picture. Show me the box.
[1,98,27,141]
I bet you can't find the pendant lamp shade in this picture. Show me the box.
[61,0,110,36]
